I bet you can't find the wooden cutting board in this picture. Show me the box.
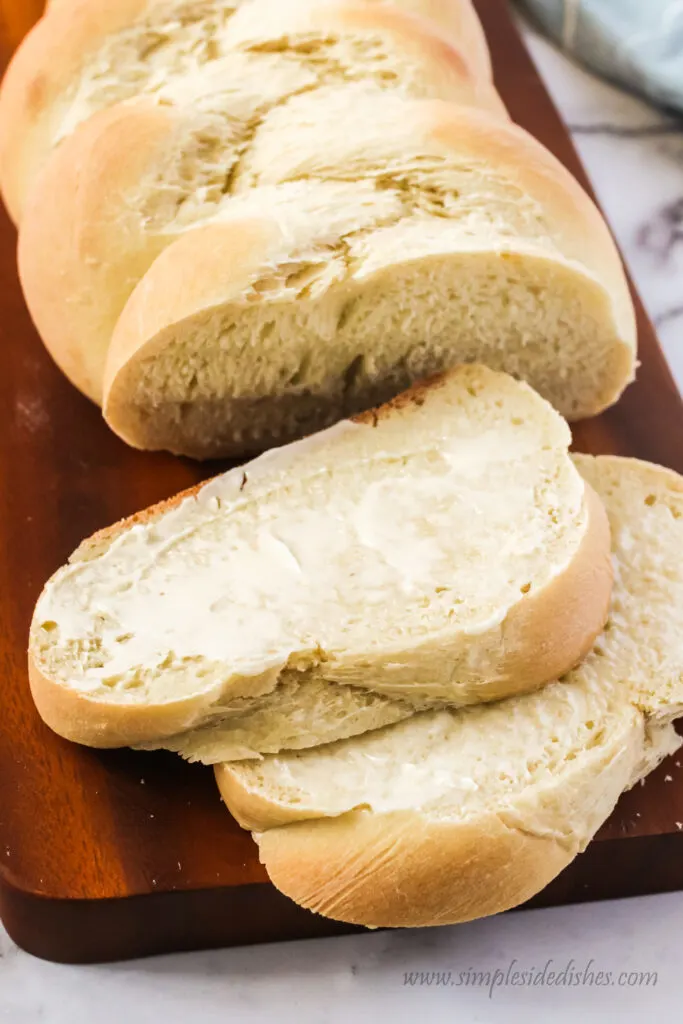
[1,0,682,965]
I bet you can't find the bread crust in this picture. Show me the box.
[254,809,574,928]
[0,0,152,222]
[225,691,674,931]
[218,705,641,928]
[426,109,633,337]
[0,0,492,224]
[18,99,177,402]
[458,481,612,702]
[385,0,492,75]
[217,718,670,928]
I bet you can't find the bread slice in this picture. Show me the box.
[137,674,417,763]
[29,367,611,751]
[0,0,492,225]
[99,90,634,457]
[215,454,683,928]
[16,7,503,404]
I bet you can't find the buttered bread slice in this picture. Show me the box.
[29,367,611,750]
[216,455,683,929]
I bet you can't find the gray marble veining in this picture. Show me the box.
[523,22,683,386]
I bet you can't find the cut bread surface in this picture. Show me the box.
[215,455,683,927]
[136,675,416,763]
[100,95,635,455]
[29,367,611,751]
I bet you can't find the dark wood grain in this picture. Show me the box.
[0,0,682,964]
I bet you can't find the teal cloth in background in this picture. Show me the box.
[517,0,683,114]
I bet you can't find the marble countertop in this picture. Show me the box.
[524,20,683,392]
[2,16,683,1024]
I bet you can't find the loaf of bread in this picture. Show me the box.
[99,90,634,457]
[28,367,612,751]
[1,0,636,457]
[0,0,492,224]
[215,454,683,927]
[15,2,505,405]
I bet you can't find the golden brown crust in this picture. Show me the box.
[27,652,222,747]
[18,99,176,401]
[71,479,213,562]
[465,481,613,703]
[17,5,504,402]
[255,809,573,927]
[0,0,494,225]
[0,0,152,222]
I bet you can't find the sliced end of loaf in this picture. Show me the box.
[100,97,635,457]
[103,229,635,458]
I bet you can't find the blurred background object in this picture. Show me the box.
[517,0,683,114]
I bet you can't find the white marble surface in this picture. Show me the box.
[1,890,682,1024]
[522,20,683,390]
[2,16,683,1024]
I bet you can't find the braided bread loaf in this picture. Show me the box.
[0,0,636,457]
[0,0,494,222]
